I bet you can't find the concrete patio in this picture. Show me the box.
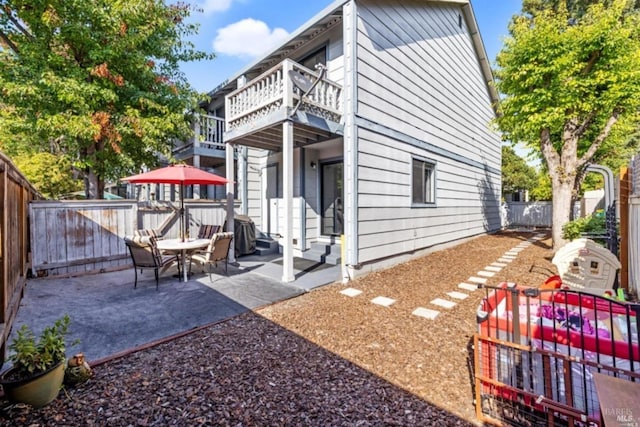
[3,254,341,369]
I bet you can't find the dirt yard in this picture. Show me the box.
[1,230,557,426]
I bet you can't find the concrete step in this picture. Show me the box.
[255,237,278,256]
[301,249,327,263]
[302,242,341,265]
[324,253,341,265]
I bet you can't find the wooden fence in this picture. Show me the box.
[502,201,581,228]
[30,199,239,276]
[627,155,640,297]
[0,152,41,364]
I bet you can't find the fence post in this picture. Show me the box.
[620,166,630,290]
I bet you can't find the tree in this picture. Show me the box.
[494,0,640,249]
[0,0,213,198]
[530,170,553,201]
[12,152,82,199]
[522,0,640,17]
[501,145,537,199]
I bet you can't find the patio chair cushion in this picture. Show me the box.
[134,228,163,240]
[124,235,178,289]
[197,224,222,240]
[190,232,234,279]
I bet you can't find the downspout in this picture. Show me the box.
[300,148,307,251]
[342,0,359,282]
[239,146,249,216]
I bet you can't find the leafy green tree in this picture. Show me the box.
[501,145,537,199]
[494,0,640,249]
[0,0,212,198]
[12,152,83,199]
[530,169,553,201]
[522,0,640,17]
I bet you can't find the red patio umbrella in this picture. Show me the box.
[122,164,229,241]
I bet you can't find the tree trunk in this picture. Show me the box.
[551,179,573,250]
[541,127,579,251]
[85,168,104,199]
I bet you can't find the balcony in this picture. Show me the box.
[224,59,343,151]
[173,114,232,167]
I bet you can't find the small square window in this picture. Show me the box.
[412,158,436,205]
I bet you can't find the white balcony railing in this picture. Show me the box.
[196,114,225,149]
[225,59,342,133]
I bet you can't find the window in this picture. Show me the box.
[412,158,436,205]
[299,46,327,70]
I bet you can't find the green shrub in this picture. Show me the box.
[8,315,72,377]
[562,211,607,241]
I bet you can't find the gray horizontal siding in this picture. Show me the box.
[245,148,266,230]
[353,0,501,265]
[356,126,500,263]
[355,0,500,171]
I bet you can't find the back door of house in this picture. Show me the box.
[261,164,280,236]
[320,161,343,236]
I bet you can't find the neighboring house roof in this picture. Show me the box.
[207,0,499,114]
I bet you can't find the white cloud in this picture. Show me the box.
[200,0,233,14]
[213,18,289,58]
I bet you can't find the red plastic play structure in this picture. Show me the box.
[474,281,640,426]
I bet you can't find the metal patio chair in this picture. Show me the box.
[189,232,234,280]
[124,236,179,290]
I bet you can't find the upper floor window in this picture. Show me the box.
[412,157,436,206]
[299,46,327,71]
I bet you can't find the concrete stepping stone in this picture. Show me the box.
[485,265,502,272]
[371,296,395,307]
[447,291,469,300]
[431,298,456,309]
[491,262,507,268]
[413,307,440,320]
[340,288,362,297]
[504,251,520,256]
[478,270,495,278]
[458,283,479,291]
[497,257,514,263]
[468,276,487,284]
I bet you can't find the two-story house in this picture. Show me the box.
[182,0,502,283]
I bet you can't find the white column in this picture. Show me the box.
[226,142,236,263]
[282,121,294,282]
[193,114,201,199]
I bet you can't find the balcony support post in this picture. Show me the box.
[225,140,236,264]
[281,60,295,283]
[282,120,294,283]
[192,113,201,199]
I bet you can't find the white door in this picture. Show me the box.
[261,164,280,236]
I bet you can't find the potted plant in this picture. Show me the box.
[0,315,73,408]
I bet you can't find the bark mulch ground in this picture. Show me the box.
[0,230,556,426]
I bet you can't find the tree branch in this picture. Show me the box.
[540,127,560,167]
[577,109,621,168]
[0,8,33,38]
[574,110,596,138]
[581,49,601,75]
[0,28,19,53]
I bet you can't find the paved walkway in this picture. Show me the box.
[4,256,341,369]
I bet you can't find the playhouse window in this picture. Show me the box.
[412,158,436,205]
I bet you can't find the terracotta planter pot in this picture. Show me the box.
[0,361,65,408]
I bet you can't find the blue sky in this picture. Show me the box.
[180,0,523,93]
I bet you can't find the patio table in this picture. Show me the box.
[156,238,210,282]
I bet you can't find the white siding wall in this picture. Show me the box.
[354,0,502,264]
[356,0,499,168]
[245,147,264,230]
